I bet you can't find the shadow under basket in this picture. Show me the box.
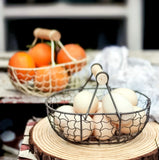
[45,88,151,145]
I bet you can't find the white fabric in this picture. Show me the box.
[90,46,159,121]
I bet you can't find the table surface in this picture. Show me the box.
[17,117,159,160]
[1,50,158,159]
[1,50,159,104]
[17,118,38,160]
[0,50,95,104]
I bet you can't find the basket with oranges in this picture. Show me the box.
[8,28,87,97]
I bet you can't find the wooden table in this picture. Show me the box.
[0,49,158,159]
[17,118,38,160]
[1,50,159,103]
[0,50,95,103]
[18,117,159,160]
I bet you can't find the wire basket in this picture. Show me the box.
[7,28,87,97]
[45,63,151,144]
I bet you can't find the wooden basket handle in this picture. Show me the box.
[33,28,61,41]
[91,63,109,85]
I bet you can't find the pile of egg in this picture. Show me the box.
[52,88,147,142]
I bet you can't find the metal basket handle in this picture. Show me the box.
[80,63,109,91]
[91,63,109,85]
[84,63,109,119]
[84,63,121,123]
[33,28,77,63]
[31,28,61,66]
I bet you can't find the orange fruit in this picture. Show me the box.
[28,43,51,67]
[56,44,86,73]
[34,66,69,92]
[8,51,35,82]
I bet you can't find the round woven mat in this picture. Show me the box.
[31,117,159,160]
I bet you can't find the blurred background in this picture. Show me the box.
[0,0,158,52]
[0,0,159,159]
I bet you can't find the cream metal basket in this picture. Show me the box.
[8,28,87,97]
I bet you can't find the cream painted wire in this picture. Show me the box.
[51,40,55,66]
[9,30,87,96]
[10,67,38,96]
[31,37,38,46]
[57,41,77,62]
[57,40,80,89]
[49,40,55,92]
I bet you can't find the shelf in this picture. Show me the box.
[4,3,127,18]
[0,0,143,51]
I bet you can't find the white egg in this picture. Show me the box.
[63,115,94,142]
[73,90,98,114]
[120,106,147,134]
[102,92,134,126]
[112,88,138,106]
[93,107,116,140]
[53,105,75,130]
[96,101,102,111]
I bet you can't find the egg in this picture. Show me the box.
[96,101,102,111]
[120,106,147,134]
[102,92,134,126]
[73,90,98,114]
[53,105,75,130]
[63,115,94,142]
[112,88,138,106]
[93,106,116,140]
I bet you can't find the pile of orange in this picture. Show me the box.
[8,51,36,83]
[8,42,87,93]
[28,43,52,67]
[57,44,87,73]
[34,66,69,92]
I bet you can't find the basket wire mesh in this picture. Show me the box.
[46,63,151,144]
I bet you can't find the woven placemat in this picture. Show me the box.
[30,117,159,160]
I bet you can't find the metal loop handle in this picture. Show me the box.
[91,63,121,123]
[91,63,109,85]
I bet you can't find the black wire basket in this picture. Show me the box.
[45,63,151,144]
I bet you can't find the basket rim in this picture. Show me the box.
[8,58,87,70]
[45,87,151,116]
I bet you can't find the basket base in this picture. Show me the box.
[29,117,159,160]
